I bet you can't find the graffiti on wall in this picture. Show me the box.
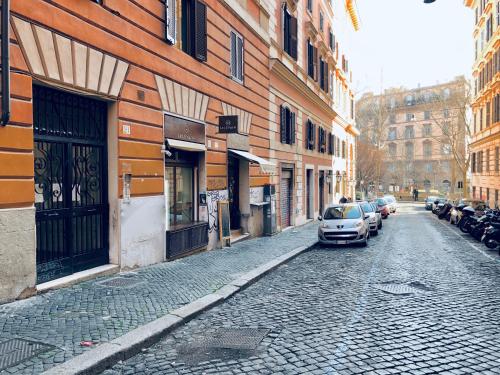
[249,187,264,204]
[207,190,228,233]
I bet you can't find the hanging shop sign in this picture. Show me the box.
[218,115,239,134]
[164,114,205,144]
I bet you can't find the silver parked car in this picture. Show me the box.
[383,195,397,213]
[370,201,383,230]
[318,204,370,247]
[358,201,380,236]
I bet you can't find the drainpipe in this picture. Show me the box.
[1,0,10,126]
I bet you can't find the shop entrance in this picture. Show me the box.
[280,169,293,228]
[319,171,325,216]
[228,155,241,230]
[33,86,109,283]
[306,169,313,219]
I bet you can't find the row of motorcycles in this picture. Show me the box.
[432,199,500,254]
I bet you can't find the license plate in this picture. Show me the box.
[336,240,347,245]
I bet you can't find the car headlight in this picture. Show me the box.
[356,221,363,228]
[321,223,329,228]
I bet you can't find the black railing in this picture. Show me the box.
[166,222,209,259]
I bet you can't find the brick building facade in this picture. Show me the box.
[0,0,359,302]
[466,0,500,207]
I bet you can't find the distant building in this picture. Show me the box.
[465,0,500,207]
[356,78,467,195]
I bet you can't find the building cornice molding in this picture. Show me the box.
[270,58,339,122]
[220,0,270,46]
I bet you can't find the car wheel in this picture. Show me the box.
[378,222,382,229]
[371,229,379,236]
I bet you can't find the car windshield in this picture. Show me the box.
[360,203,374,213]
[324,206,362,220]
[426,196,438,202]
[384,197,395,203]
[370,203,378,211]
[376,198,387,206]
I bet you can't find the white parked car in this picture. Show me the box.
[318,204,370,247]
[383,195,397,213]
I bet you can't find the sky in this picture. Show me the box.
[347,0,474,97]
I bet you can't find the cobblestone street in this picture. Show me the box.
[0,224,317,374]
[106,203,500,374]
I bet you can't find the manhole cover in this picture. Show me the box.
[195,328,270,350]
[0,339,55,371]
[373,283,420,295]
[98,277,143,288]
[176,328,270,366]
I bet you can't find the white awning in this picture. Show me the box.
[229,149,275,174]
[167,139,206,152]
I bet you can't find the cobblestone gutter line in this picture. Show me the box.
[41,245,314,375]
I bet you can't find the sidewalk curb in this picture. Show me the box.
[42,242,316,375]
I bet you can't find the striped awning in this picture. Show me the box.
[346,0,360,31]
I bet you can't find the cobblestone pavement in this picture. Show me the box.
[0,224,317,374]
[106,203,500,374]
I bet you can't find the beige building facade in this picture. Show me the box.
[356,79,467,196]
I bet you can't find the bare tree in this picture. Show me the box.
[428,77,471,198]
[356,139,387,197]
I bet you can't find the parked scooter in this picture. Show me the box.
[458,206,477,233]
[482,221,500,249]
[467,209,500,241]
[438,202,453,220]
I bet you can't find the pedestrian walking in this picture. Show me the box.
[413,188,419,202]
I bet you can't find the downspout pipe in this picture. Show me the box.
[1,0,10,126]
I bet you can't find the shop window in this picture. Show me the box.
[280,105,296,145]
[230,31,244,83]
[181,0,207,61]
[165,165,194,226]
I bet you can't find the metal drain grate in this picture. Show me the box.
[0,339,55,371]
[196,328,270,350]
[374,283,421,295]
[176,328,270,365]
[98,277,142,288]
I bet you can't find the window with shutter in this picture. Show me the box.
[283,6,298,60]
[280,105,287,144]
[166,0,177,44]
[181,0,206,61]
[280,106,296,145]
[313,47,318,81]
[289,16,298,60]
[307,40,314,78]
[194,0,207,61]
[230,31,244,82]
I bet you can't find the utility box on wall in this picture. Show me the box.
[263,184,278,236]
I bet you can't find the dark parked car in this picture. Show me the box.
[425,196,439,210]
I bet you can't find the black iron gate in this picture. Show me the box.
[33,86,108,283]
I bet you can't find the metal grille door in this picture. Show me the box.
[34,86,108,283]
[280,171,292,228]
